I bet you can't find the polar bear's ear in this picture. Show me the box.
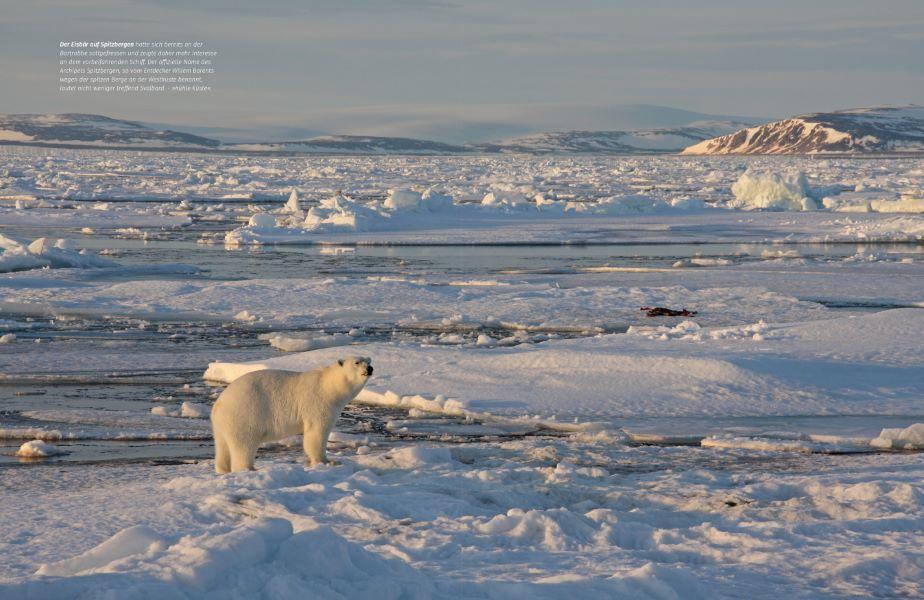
[338,359,344,366]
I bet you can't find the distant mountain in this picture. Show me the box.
[290,102,767,145]
[236,122,749,155]
[0,113,751,155]
[228,135,468,155]
[0,113,219,149]
[14,108,923,156]
[682,106,924,155]
[473,121,750,154]
[138,122,328,145]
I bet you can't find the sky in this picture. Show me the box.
[1,0,923,142]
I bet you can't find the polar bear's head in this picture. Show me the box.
[337,356,373,385]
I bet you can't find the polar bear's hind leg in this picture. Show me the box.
[214,429,231,474]
[230,441,257,472]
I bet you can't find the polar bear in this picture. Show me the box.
[211,356,373,473]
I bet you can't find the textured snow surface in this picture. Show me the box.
[2,445,922,598]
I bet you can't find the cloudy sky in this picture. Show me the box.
[2,0,922,141]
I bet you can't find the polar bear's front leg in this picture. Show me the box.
[303,422,330,466]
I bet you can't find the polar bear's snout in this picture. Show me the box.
[339,356,373,379]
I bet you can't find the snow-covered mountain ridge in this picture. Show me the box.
[471,121,749,154]
[0,113,219,149]
[683,106,924,155]
[6,108,923,155]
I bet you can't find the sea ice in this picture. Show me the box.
[870,423,924,450]
[205,309,924,422]
[150,401,211,419]
[0,234,117,273]
[2,147,923,598]
[260,332,353,353]
[729,169,817,211]
[15,440,65,458]
[281,188,302,215]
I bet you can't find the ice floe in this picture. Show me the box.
[15,439,66,458]
[870,423,924,450]
[0,234,117,273]
[729,169,820,211]
[260,331,353,353]
[150,401,211,419]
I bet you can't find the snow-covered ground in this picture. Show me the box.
[1,147,922,598]
[2,439,921,598]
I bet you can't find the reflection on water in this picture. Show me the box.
[61,241,924,281]
[3,224,922,280]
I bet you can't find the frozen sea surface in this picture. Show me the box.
[1,148,922,597]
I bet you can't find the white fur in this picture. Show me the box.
[211,356,372,473]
